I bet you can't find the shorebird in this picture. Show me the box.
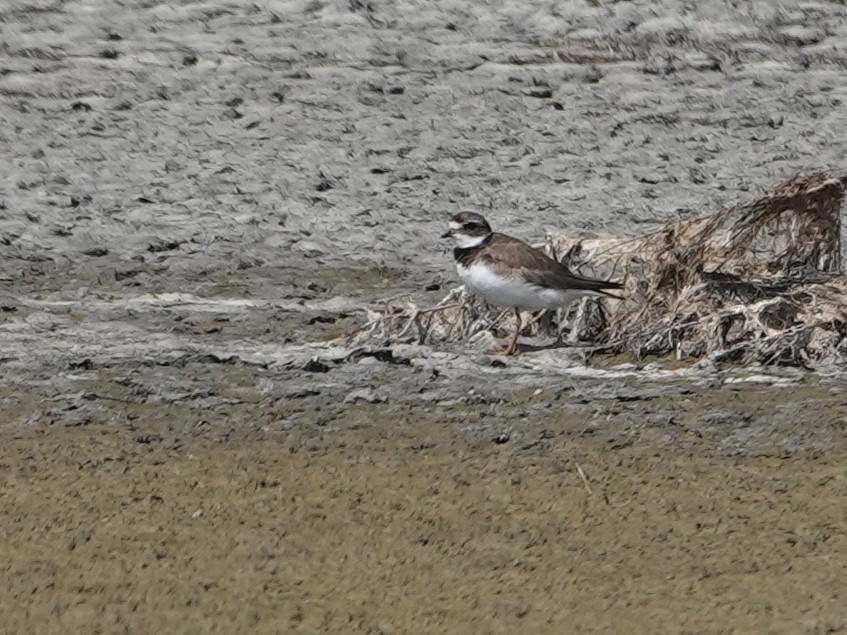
[442,211,622,355]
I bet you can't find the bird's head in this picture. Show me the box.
[441,212,493,248]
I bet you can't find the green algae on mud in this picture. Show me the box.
[3,388,847,634]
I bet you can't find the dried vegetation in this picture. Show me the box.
[353,173,847,369]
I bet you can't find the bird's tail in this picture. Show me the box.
[575,276,624,301]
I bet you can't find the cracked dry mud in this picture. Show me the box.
[2,1,847,633]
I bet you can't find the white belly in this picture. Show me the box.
[457,262,592,310]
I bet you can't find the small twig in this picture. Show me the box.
[418,302,461,315]
[395,309,419,340]
[484,308,511,332]
[574,461,592,495]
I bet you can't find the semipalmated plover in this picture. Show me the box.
[442,211,622,355]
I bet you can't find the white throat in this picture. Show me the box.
[454,233,489,249]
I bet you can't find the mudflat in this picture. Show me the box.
[3,376,847,634]
[2,0,847,632]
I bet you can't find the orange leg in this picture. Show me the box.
[491,308,522,356]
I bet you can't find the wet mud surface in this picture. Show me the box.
[3,0,847,632]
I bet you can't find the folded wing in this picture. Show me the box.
[484,233,623,299]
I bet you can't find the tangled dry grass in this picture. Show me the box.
[353,172,847,369]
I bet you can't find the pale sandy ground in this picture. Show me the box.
[2,1,847,633]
